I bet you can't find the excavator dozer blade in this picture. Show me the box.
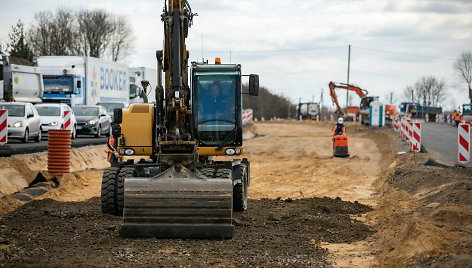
[120,165,234,239]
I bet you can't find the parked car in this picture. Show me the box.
[72,106,112,137]
[35,103,77,139]
[0,102,41,142]
[95,101,128,120]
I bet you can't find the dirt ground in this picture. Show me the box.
[0,121,471,267]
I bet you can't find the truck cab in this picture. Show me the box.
[37,56,86,106]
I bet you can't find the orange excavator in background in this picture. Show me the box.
[329,81,369,120]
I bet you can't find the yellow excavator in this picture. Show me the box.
[100,0,259,239]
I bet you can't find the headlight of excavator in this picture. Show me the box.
[234,148,241,155]
[124,148,135,156]
[225,148,236,156]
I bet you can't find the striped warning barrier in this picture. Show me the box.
[242,109,253,125]
[0,109,7,145]
[458,123,470,164]
[411,122,421,152]
[392,117,396,131]
[63,110,72,130]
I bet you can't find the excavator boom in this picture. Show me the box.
[328,81,368,115]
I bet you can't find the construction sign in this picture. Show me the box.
[458,123,470,164]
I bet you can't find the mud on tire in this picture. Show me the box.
[116,167,136,216]
[101,167,120,215]
[233,165,248,212]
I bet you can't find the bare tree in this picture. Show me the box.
[77,10,115,58]
[454,51,472,104]
[403,76,446,106]
[108,16,133,62]
[402,85,415,102]
[27,8,134,60]
[29,9,77,56]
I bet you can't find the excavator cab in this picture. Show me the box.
[192,63,243,155]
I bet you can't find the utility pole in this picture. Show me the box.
[320,88,324,120]
[411,89,414,102]
[346,44,351,107]
[390,92,393,104]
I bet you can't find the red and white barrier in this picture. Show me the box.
[242,109,253,125]
[63,111,72,130]
[0,109,7,145]
[393,117,399,132]
[411,122,421,152]
[458,123,470,164]
[408,120,413,145]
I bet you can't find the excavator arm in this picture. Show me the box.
[328,81,368,114]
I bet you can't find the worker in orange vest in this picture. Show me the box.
[453,110,462,126]
[331,117,346,136]
[107,135,123,165]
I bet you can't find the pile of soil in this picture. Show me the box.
[371,153,472,267]
[0,197,372,267]
[389,164,472,206]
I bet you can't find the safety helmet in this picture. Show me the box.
[337,117,344,124]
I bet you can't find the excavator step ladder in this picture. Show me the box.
[120,165,234,239]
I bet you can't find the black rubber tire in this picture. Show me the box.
[34,128,41,142]
[95,126,101,138]
[116,167,136,216]
[232,165,248,212]
[71,126,77,140]
[101,167,120,215]
[21,128,29,143]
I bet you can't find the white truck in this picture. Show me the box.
[129,67,157,103]
[1,55,44,103]
[37,56,129,106]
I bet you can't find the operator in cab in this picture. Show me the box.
[199,82,234,122]
[331,117,346,136]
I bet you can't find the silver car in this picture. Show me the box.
[0,102,42,142]
[35,103,78,139]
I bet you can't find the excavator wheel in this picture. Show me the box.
[115,167,137,216]
[101,167,120,215]
[233,164,248,212]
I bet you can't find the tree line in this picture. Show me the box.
[242,85,295,120]
[1,8,133,63]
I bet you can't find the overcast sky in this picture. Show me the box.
[1,0,471,110]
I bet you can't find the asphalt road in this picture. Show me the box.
[421,123,472,167]
[0,135,108,157]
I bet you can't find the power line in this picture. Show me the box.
[133,45,346,54]
[353,45,456,61]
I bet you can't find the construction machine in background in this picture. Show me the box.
[100,0,259,239]
[462,104,472,123]
[329,81,377,124]
[297,102,320,120]
[400,101,442,120]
